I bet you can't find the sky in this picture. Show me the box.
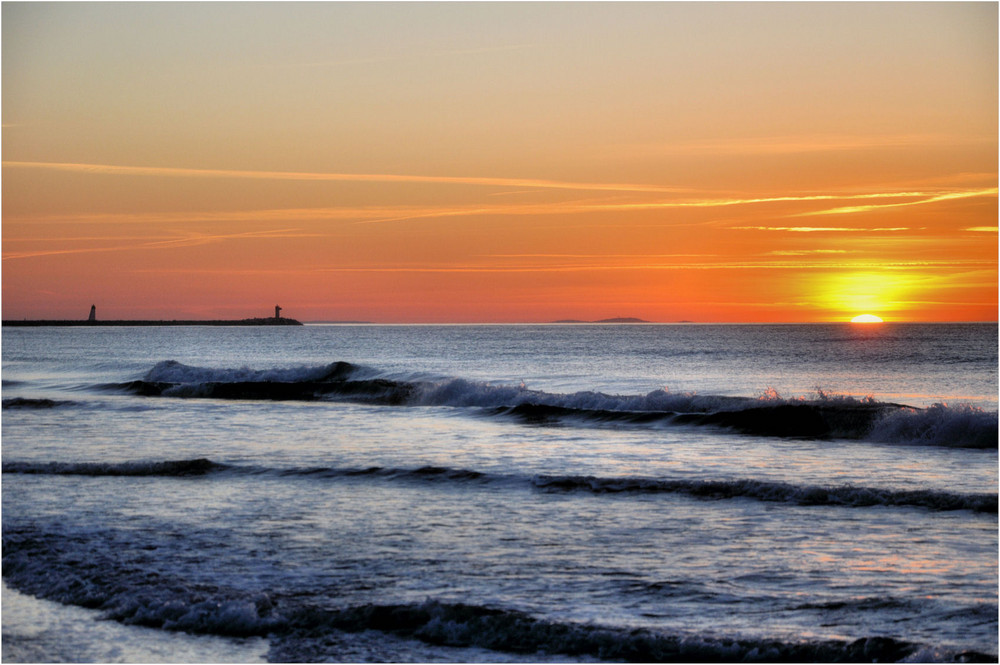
[3,2,997,323]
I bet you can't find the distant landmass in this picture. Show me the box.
[552,317,651,324]
[305,320,374,324]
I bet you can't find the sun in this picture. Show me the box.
[850,314,884,323]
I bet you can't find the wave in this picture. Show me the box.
[2,397,78,410]
[4,526,994,663]
[867,403,999,449]
[112,360,414,404]
[5,458,994,514]
[142,359,361,384]
[530,475,997,513]
[493,401,895,439]
[1,458,225,477]
[108,360,997,447]
[274,601,932,664]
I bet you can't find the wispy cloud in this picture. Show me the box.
[767,249,850,256]
[966,226,999,232]
[3,246,135,260]
[731,226,912,233]
[146,228,321,249]
[2,228,316,260]
[795,188,998,216]
[484,253,714,259]
[6,161,995,230]
[2,160,693,195]
[354,189,993,226]
[126,256,996,278]
[609,189,997,216]
[297,259,995,274]
[4,199,982,233]
[487,190,545,197]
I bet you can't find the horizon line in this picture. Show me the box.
[4,317,996,325]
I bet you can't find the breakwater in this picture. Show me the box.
[3,318,303,327]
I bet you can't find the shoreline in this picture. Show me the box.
[1,581,269,663]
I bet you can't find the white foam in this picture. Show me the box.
[867,403,998,448]
[415,379,747,413]
[1,582,268,663]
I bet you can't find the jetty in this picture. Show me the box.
[3,305,303,327]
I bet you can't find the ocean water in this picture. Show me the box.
[2,323,997,662]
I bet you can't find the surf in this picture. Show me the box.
[110,360,998,447]
[5,523,995,664]
[5,458,993,514]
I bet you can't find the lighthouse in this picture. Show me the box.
[275,305,282,320]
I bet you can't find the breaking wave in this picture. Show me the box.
[3,525,995,663]
[867,403,999,449]
[272,601,930,663]
[107,360,997,447]
[4,459,994,514]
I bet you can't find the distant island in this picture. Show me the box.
[3,305,303,327]
[552,317,651,324]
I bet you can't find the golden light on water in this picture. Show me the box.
[851,314,885,323]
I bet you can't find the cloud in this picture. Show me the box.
[2,228,316,260]
[485,253,714,259]
[767,249,850,256]
[125,254,995,278]
[557,189,992,218]
[795,188,997,216]
[353,189,994,225]
[2,161,691,195]
[3,246,133,260]
[582,192,923,212]
[300,258,994,274]
[6,161,994,230]
[732,226,911,233]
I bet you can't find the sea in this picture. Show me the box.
[1,323,997,663]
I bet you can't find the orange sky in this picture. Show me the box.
[3,2,997,322]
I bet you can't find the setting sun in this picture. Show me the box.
[851,314,885,323]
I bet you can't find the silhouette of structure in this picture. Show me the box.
[4,305,302,326]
